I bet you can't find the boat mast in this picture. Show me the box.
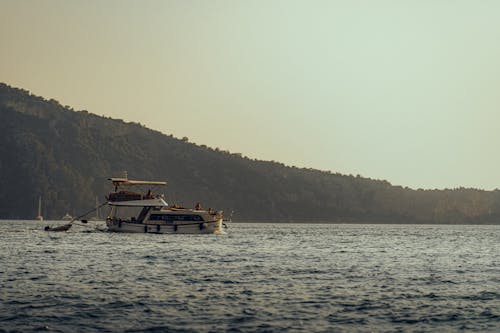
[36,196,43,221]
[95,196,100,219]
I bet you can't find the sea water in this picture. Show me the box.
[0,221,498,332]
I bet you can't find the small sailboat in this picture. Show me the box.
[36,196,43,221]
[61,212,73,220]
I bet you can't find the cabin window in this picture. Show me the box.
[149,214,203,221]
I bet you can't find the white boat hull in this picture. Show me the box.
[106,219,223,234]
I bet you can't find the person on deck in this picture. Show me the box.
[195,202,201,210]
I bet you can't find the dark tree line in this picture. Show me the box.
[1,82,499,223]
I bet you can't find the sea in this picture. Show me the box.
[0,220,498,333]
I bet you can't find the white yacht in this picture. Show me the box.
[106,177,224,234]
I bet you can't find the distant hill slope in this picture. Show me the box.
[1,83,499,223]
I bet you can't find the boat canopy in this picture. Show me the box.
[108,198,169,207]
[109,178,167,186]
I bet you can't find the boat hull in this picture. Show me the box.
[106,219,223,234]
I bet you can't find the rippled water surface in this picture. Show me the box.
[0,221,499,332]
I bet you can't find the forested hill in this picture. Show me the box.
[1,83,499,223]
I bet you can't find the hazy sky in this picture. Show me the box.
[2,0,500,190]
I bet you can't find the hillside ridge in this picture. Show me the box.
[1,82,499,223]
